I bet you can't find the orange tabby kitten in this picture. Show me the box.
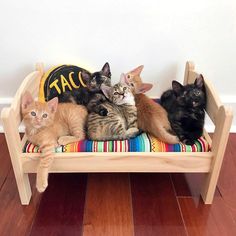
[21,91,88,192]
[124,66,179,144]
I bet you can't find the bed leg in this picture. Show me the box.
[201,173,218,204]
[201,106,233,204]
[14,172,32,205]
[1,108,32,205]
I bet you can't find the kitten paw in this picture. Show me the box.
[126,128,139,137]
[99,108,108,116]
[183,139,194,145]
[36,177,48,193]
[58,137,69,146]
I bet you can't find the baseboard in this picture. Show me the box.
[1,95,236,133]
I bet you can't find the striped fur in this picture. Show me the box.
[87,82,139,141]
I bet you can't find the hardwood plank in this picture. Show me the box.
[0,134,12,189]
[217,134,236,221]
[30,173,87,236]
[83,173,134,236]
[171,173,221,198]
[179,196,236,236]
[131,173,187,236]
[0,170,41,236]
[171,173,205,197]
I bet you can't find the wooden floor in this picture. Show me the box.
[0,134,236,236]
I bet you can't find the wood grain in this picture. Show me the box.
[217,134,236,221]
[83,174,134,236]
[0,170,41,236]
[0,134,12,189]
[131,173,187,236]
[30,173,87,236]
[179,196,236,236]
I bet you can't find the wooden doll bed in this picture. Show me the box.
[1,61,233,205]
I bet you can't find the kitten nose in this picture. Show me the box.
[36,118,42,123]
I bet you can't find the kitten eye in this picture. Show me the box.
[31,111,36,116]
[127,74,131,79]
[42,113,48,118]
[130,83,134,87]
[123,87,127,91]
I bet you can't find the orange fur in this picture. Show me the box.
[125,66,179,144]
[21,92,88,192]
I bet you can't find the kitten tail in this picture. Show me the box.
[151,120,179,144]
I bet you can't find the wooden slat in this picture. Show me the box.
[201,106,233,203]
[1,108,31,204]
[131,173,187,236]
[21,152,212,173]
[30,173,87,236]
[83,174,134,236]
[183,61,195,85]
[203,78,222,124]
[10,71,42,126]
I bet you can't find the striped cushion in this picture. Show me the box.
[23,133,209,153]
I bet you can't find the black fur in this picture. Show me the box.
[58,62,111,116]
[160,75,206,145]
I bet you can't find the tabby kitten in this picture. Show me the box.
[160,75,206,145]
[21,92,87,192]
[58,62,111,116]
[87,75,139,141]
[124,65,179,144]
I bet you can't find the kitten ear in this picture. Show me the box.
[172,81,183,93]
[21,91,34,110]
[81,70,91,83]
[101,62,111,78]
[128,65,144,76]
[101,84,112,99]
[120,73,129,84]
[136,83,153,94]
[194,74,204,88]
[47,97,58,113]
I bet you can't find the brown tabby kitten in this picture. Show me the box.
[124,66,179,144]
[21,91,87,192]
[87,74,139,141]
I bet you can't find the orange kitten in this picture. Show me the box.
[21,92,88,192]
[125,66,179,144]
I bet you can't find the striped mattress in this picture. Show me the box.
[23,133,209,153]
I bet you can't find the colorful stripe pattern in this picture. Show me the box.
[23,133,209,153]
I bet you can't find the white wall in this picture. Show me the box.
[0,0,236,130]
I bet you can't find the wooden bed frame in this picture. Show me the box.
[1,61,233,205]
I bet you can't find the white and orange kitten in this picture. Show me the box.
[124,66,179,144]
[21,92,88,192]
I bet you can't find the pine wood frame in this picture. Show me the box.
[1,61,233,205]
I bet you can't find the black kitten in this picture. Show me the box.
[160,75,206,145]
[58,62,111,116]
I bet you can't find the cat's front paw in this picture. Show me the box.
[58,136,69,146]
[183,139,195,145]
[98,108,108,116]
[36,175,48,193]
[126,128,139,137]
